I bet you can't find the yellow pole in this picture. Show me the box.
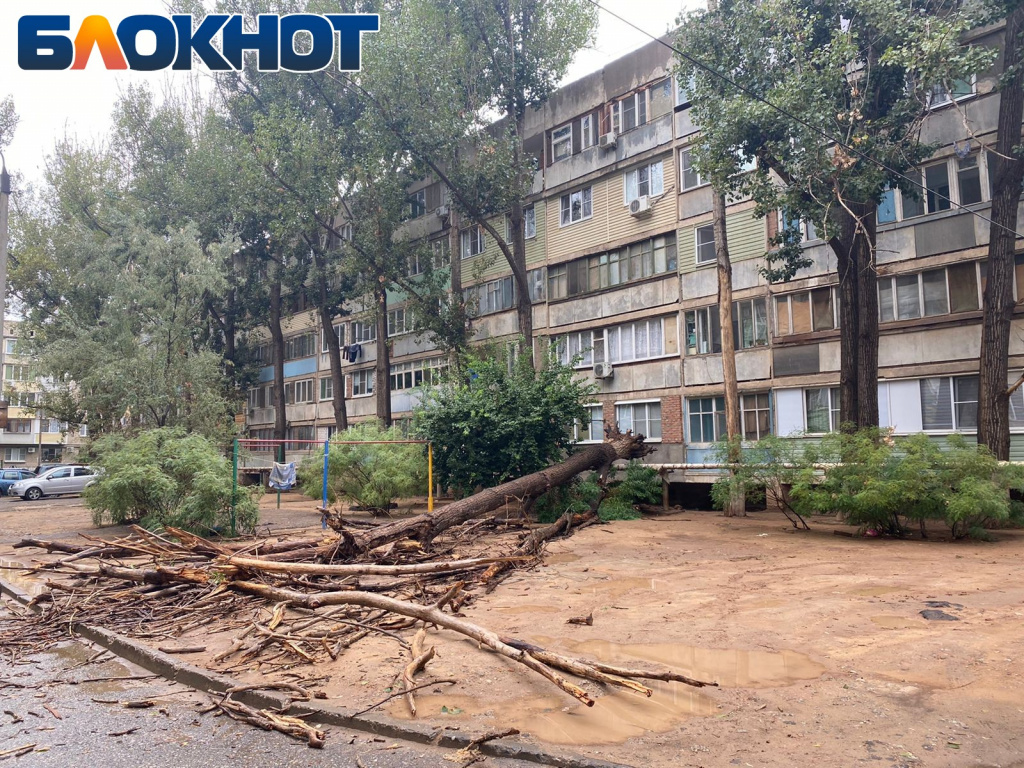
[427,443,434,512]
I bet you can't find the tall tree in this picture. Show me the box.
[677,0,996,429]
[978,4,1024,460]
[360,0,597,358]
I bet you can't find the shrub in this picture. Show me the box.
[534,461,662,523]
[710,434,811,528]
[297,422,427,515]
[85,428,260,534]
[413,346,593,495]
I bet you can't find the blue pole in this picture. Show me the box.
[321,437,330,529]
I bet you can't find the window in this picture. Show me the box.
[957,155,982,205]
[741,393,772,441]
[409,189,427,218]
[581,235,677,293]
[695,224,716,265]
[574,404,605,443]
[527,267,546,303]
[685,299,767,355]
[350,369,374,397]
[286,425,315,449]
[679,149,703,191]
[284,379,314,405]
[465,276,515,316]
[8,391,37,408]
[611,90,648,134]
[676,74,695,107]
[351,320,376,343]
[548,264,567,300]
[624,160,665,203]
[928,76,975,108]
[254,344,274,366]
[1009,376,1024,431]
[560,187,593,226]
[79,424,89,438]
[4,364,31,382]
[387,308,415,337]
[775,287,838,335]
[460,226,484,259]
[4,448,25,463]
[879,153,987,222]
[649,78,673,119]
[284,332,316,361]
[778,210,817,242]
[248,385,268,410]
[920,375,978,431]
[3,339,18,355]
[805,387,841,433]
[431,238,451,268]
[616,401,662,440]
[878,265,986,323]
[390,357,447,391]
[924,162,951,213]
[551,123,572,162]
[320,376,333,401]
[555,318,666,368]
[6,419,32,434]
[580,115,596,149]
[322,323,344,353]
[524,205,536,239]
[338,222,354,242]
[688,397,725,443]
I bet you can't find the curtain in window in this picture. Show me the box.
[947,263,979,313]
[922,269,949,316]
[895,275,921,320]
[920,378,953,430]
[805,388,831,433]
[953,376,979,430]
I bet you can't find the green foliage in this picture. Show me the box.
[85,428,259,534]
[710,435,811,528]
[716,430,1024,539]
[0,95,17,152]
[534,461,661,524]
[413,346,593,495]
[297,423,427,515]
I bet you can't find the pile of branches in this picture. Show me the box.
[0,429,715,747]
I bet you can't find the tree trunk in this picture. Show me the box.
[319,304,348,433]
[714,192,745,517]
[374,281,392,427]
[979,3,1024,460]
[854,204,879,430]
[836,211,860,431]
[269,259,287,444]
[330,427,653,555]
[448,207,466,367]
[509,198,533,361]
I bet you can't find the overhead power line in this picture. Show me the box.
[585,0,1024,241]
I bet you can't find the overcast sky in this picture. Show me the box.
[0,1,697,185]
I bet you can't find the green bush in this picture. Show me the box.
[298,422,427,515]
[413,346,593,495]
[710,435,811,528]
[85,428,260,534]
[534,461,661,523]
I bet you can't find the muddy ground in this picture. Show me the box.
[2,493,1024,768]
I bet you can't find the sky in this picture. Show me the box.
[0,1,697,186]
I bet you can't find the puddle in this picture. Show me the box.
[544,553,581,565]
[536,637,826,688]
[494,605,563,616]
[388,683,718,746]
[0,558,45,596]
[871,615,922,630]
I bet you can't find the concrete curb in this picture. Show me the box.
[0,572,633,768]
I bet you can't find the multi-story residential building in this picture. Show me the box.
[0,321,86,468]
[245,26,1024,495]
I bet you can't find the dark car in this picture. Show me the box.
[32,463,68,477]
[0,469,36,496]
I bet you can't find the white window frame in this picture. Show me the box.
[919,375,978,433]
[774,287,839,336]
[351,320,376,344]
[574,403,605,444]
[803,387,841,434]
[927,74,977,109]
[350,369,374,398]
[740,392,772,441]
[321,323,344,353]
[409,188,427,218]
[556,317,667,369]
[524,205,536,240]
[559,187,593,227]
[581,114,596,149]
[687,396,725,444]
[387,307,415,337]
[615,399,662,442]
[4,447,26,463]
[460,226,484,259]
[4,364,31,382]
[284,378,314,405]
[695,224,716,265]
[624,160,665,204]
[877,152,989,223]
[679,148,704,191]
[877,264,986,323]
[551,123,572,162]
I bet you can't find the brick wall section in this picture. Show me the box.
[602,401,617,439]
[661,395,684,443]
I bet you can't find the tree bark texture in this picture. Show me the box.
[330,428,653,555]
[269,259,288,444]
[713,192,745,517]
[319,304,348,433]
[374,281,392,427]
[979,3,1024,460]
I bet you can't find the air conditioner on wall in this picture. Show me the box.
[436,205,450,217]
[593,362,614,379]
[27,446,36,453]
[599,132,617,149]
[629,196,651,217]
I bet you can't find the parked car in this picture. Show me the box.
[32,463,69,477]
[0,469,36,496]
[10,465,98,501]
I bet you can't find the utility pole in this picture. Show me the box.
[0,153,10,456]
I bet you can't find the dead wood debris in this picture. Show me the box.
[0,429,717,748]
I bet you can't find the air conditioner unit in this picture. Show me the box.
[599,132,617,149]
[593,362,614,379]
[629,196,651,217]
[436,205,450,217]
[27,446,36,454]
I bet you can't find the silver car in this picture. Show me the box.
[10,465,98,501]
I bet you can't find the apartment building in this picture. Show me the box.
[245,26,1024,491]
[0,321,86,468]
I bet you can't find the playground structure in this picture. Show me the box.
[230,437,433,536]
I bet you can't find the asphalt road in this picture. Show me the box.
[0,610,541,768]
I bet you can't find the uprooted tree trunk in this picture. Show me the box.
[327,426,653,556]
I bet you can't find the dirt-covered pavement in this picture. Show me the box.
[2,493,1024,767]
